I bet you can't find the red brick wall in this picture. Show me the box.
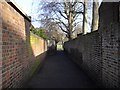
[0,2,2,89]
[0,1,47,88]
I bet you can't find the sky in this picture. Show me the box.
[14,0,32,15]
[14,0,40,28]
[13,0,91,30]
[13,0,103,32]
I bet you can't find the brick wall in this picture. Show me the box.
[64,31,102,87]
[30,33,47,57]
[99,2,120,88]
[64,2,120,88]
[0,2,2,89]
[0,1,47,88]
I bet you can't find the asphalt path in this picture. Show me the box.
[26,51,97,88]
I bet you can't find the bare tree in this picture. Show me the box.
[82,0,88,34]
[91,0,99,31]
[39,0,84,40]
[73,24,82,38]
[41,17,64,43]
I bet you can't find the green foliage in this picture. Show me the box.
[30,26,49,40]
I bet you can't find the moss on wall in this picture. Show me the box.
[29,58,41,78]
[29,32,47,78]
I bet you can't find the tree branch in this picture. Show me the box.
[58,10,68,19]
[53,11,68,30]
[72,1,84,7]
[58,24,68,34]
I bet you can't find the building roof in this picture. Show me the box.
[5,0,31,22]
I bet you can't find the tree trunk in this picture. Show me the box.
[68,3,74,40]
[91,0,99,31]
[82,0,87,34]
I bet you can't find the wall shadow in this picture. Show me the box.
[1,1,48,88]
[63,2,120,88]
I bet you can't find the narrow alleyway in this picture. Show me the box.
[26,51,97,88]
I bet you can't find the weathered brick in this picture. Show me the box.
[0,1,47,88]
[64,2,120,88]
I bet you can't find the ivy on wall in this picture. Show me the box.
[30,26,49,40]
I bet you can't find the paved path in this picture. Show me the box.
[26,51,97,88]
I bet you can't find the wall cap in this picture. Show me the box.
[5,0,31,22]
